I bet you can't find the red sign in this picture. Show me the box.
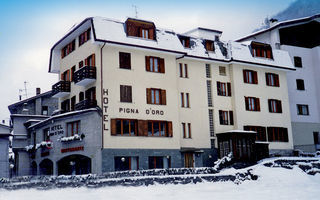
[61,146,84,153]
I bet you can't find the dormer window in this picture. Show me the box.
[79,28,91,46]
[205,40,215,51]
[61,40,75,58]
[179,36,190,48]
[251,42,273,59]
[125,18,156,40]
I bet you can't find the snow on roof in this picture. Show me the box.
[230,41,295,70]
[224,129,257,134]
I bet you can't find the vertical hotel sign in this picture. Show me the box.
[103,89,109,132]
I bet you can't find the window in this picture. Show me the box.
[267,127,288,142]
[244,126,267,141]
[85,87,96,101]
[149,156,171,169]
[119,52,131,69]
[245,97,260,111]
[297,104,309,115]
[205,64,211,78]
[266,73,279,87]
[71,96,76,111]
[146,56,165,73]
[179,36,190,48]
[205,40,215,51]
[217,82,231,96]
[219,66,226,76]
[79,61,84,68]
[251,42,273,59]
[61,70,70,81]
[146,88,166,105]
[243,70,258,84]
[115,119,138,136]
[296,79,305,90]
[41,106,48,116]
[219,110,233,125]
[125,18,155,40]
[179,63,188,78]
[208,109,214,137]
[61,99,70,112]
[210,139,215,149]
[207,80,213,107]
[71,66,76,82]
[66,121,80,136]
[148,121,170,137]
[120,85,132,103]
[182,123,192,138]
[61,40,75,58]
[180,92,190,108]
[268,99,282,113]
[79,92,84,102]
[85,54,95,67]
[79,28,91,46]
[313,132,320,145]
[294,56,302,68]
[43,128,50,141]
[115,156,139,171]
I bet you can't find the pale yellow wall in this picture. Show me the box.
[231,63,293,150]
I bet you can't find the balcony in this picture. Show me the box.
[52,80,70,98]
[75,99,97,110]
[74,66,96,87]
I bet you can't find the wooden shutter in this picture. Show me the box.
[266,73,269,86]
[276,75,280,87]
[126,53,131,69]
[161,90,166,105]
[219,110,223,125]
[61,73,64,81]
[66,70,70,81]
[186,38,190,48]
[283,128,288,142]
[127,86,132,103]
[267,127,272,141]
[268,99,272,112]
[182,123,186,138]
[92,54,96,66]
[217,82,220,95]
[229,111,234,125]
[111,119,117,135]
[256,98,260,111]
[243,70,247,83]
[120,85,124,102]
[146,88,151,104]
[245,97,249,110]
[185,64,188,78]
[253,71,258,84]
[159,58,165,73]
[227,82,231,96]
[149,28,154,40]
[277,100,282,113]
[145,56,150,71]
[138,120,147,136]
[85,57,88,66]
[168,121,173,137]
[179,64,183,77]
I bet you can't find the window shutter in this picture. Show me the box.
[179,64,183,77]
[276,75,280,87]
[283,128,288,142]
[138,120,146,136]
[185,64,188,78]
[278,100,282,113]
[111,119,117,135]
[186,39,190,48]
[256,98,260,111]
[126,53,131,69]
[243,70,247,83]
[245,97,249,110]
[219,110,223,125]
[120,85,124,102]
[227,82,231,96]
[268,99,272,112]
[267,127,272,141]
[266,73,269,86]
[92,54,96,66]
[61,73,64,81]
[161,90,166,105]
[66,70,70,81]
[128,86,132,103]
[145,56,150,71]
[149,28,154,40]
[159,58,165,73]
[253,71,258,84]
[217,82,220,95]
[168,121,173,137]
[229,111,234,125]
[85,58,88,66]
[146,88,151,104]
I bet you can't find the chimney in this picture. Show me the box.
[36,88,41,95]
[269,18,278,27]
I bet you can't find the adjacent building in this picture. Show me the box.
[237,14,320,152]
[0,124,11,178]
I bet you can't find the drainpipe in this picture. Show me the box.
[100,42,106,150]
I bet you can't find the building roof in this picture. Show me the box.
[49,16,295,73]
[236,13,320,42]
[8,91,53,113]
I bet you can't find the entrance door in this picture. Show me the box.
[57,154,91,175]
[184,153,194,168]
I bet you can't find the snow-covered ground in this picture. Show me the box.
[1,158,320,200]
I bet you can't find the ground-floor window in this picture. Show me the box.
[148,156,171,169]
[114,156,139,171]
[267,127,288,142]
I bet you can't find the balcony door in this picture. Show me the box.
[85,87,96,101]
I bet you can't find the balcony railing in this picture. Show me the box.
[52,80,70,98]
[75,99,97,110]
[74,66,96,86]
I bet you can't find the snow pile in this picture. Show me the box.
[213,152,233,170]
[58,134,83,142]
[25,141,52,152]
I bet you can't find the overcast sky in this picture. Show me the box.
[0,0,295,124]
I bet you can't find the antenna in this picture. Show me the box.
[132,5,138,18]
[18,81,28,100]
